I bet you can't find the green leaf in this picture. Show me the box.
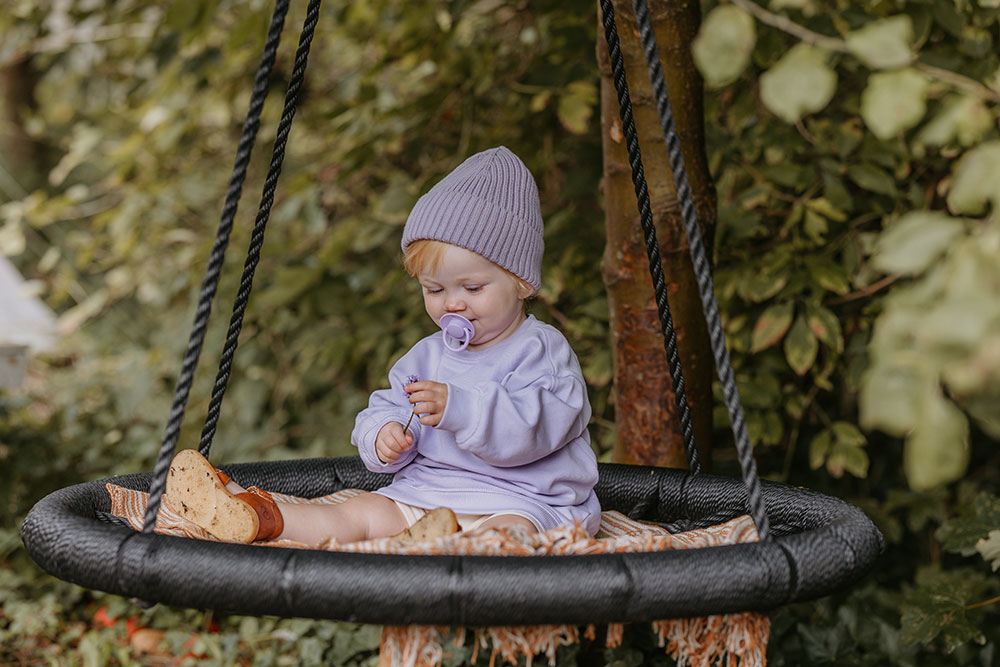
[530,90,552,113]
[976,531,1000,571]
[741,271,788,302]
[847,163,897,196]
[847,16,914,69]
[872,211,963,276]
[805,197,847,222]
[947,141,1000,215]
[860,362,927,436]
[806,304,844,353]
[759,44,837,123]
[809,429,832,470]
[901,567,990,651]
[751,302,794,352]
[931,0,964,38]
[916,95,992,148]
[936,493,1000,556]
[807,260,851,295]
[810,423,869,478]
[905,389,970,491]
[557,80,597,135]
[784,315,818,375]
[803,209,828,242]
[959,25,993,59]
[860,68,929,140]
[831,441,870,478]
[692,6,756,88]
[832,421,866,448]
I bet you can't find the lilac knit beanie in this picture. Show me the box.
[401,146,544,290]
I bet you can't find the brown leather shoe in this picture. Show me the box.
[165,449,283,542]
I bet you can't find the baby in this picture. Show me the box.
[165,147,601,544]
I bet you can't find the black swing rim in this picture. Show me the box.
[21,457,882,626]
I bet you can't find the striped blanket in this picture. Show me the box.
[107,483,768,667]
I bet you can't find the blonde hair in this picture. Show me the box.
[403,240,535,299]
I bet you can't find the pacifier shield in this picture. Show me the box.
[439,313,475,351]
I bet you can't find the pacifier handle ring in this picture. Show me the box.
[442,330,471,351]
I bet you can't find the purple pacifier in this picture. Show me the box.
[440,313,476,351]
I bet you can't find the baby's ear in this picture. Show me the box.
[516,280,536,300]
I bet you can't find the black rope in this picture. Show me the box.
[628,0,770,539]
[142,0,290,533]
[599,0,701,476]
[196,0,323,459]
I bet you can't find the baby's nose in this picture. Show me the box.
[445,296,465,311]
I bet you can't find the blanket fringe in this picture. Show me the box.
[653,613,770,667]
[378,616,767,667]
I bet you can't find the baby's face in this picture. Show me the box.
[417,244,526,350]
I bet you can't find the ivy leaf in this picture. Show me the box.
[806,303,844,353]
[936,493,1000,556]
[871,211,963,276]
[692,5,756,88]
[901,567,990,652]
[847,16,914,69]
[916,95,992,148]
[976,531,1000,571]
[860,68,929,140]
[905,389,970,491]
[557,80,597,135]
[751,302,794,352]
[784,314,818,375]
[946,141,1000,215]
[760,44,837,123]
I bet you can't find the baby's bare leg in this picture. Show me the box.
[220,480,407,544]
[274,492,407,544]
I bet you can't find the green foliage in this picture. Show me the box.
[695,0,1000,662]
[3,0,1000,664]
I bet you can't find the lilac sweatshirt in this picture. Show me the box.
[351,315,601,534]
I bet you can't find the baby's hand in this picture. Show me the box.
[404,380,448,427]
[375,422,413,463]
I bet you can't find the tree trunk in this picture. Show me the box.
[598,0,717,469]
[1,56,44,198]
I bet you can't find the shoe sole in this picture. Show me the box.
[165,449,258,542]
[390,507,460,542]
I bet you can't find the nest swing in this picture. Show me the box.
[21,0,882,633]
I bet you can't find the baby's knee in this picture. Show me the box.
[351,492,408,538]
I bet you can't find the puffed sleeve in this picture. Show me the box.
[351,358,422,473]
